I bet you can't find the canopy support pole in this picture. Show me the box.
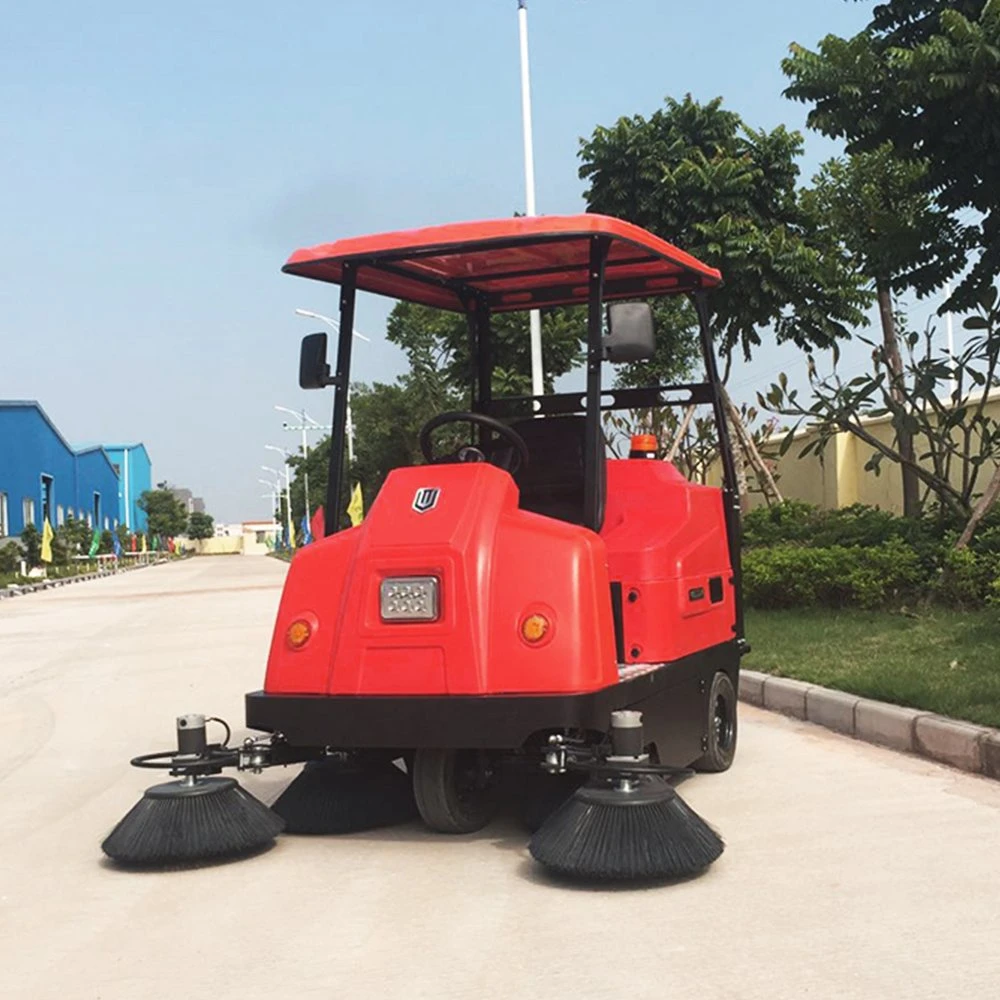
[324,263,357,536]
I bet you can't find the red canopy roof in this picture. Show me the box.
[282,214,721,313]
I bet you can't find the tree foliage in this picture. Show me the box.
[187,511,215,540]
[386,301,585,397]
[804,144,968,296]
[782,0,999,306]
[803,143,970,515]
[760,286,1000,521]
[138,489,187,537]
[578,94,871,361]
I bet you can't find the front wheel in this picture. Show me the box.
[693,671,738,773]
[412,748,500,833]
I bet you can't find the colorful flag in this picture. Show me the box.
[300,514,313,546]
[130,534,137,553]
[310,506,324,541]
[40,518,54,563]
[152,535,160,551]
[140,533,147,553]
[347,484,364,526]
[112,530,122,559]
[88,529,100,558]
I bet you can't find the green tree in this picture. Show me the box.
[187,511,215,540]
[138,489,188,537]
[803,145,968,515]
[782,0,998,307]
[54,514,91,565]
[385,301,586,397]
[288,369,462,529]
[761,287,1000,523]
[579,95,871,364]
[20,523,41,567]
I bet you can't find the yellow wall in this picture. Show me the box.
[746,395,1000,512]
[190,536,243,555]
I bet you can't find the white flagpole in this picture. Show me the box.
[518,1,545,399]
[945,280,956,399]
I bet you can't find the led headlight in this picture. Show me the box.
[380,576,439,622]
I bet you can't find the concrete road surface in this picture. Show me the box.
[1,556,999,1000]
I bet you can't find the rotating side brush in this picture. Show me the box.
[272,755,418,834]
[528,711,724,881]
[102,714,284,867]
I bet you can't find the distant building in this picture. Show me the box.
[0,400,137,538]
[168,486,206,516]
[102,444,152,533]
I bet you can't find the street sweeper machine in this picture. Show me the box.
[103,213,748,881]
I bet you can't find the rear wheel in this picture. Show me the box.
[412,748,499,833]
[693,671,738,773]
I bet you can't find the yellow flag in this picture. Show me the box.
[40,518,54,563]
[141,533,148,553]
[346,483,364,526]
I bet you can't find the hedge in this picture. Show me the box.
[741,501,1000,610]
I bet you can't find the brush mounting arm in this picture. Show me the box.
[129,746,240,777]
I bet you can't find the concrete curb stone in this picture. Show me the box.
[762,676,811,719]
[806,687,858,735]
[855,700,926,753]
[740,669,1000,781]
[738,670,765,707]
[0,558,169,603]
[914,715,984,772]
[982,734,1000,780]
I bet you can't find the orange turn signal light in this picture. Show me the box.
[286,619,313,650]
[521,613,550,644]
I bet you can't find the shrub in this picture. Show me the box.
[932,548,1000,609]
[743,539,924,610]
[20,523,41,566]
[742,500,819,548]
[0,541,22,574]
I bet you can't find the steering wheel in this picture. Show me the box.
[419,411,530,475]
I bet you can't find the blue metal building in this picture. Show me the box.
[102,444,152,532]
[0,400,148,539]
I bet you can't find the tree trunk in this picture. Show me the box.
[721,388,783,506]
[877,283,920,519]
[956,462,1000,549]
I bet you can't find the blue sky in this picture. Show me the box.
[2,0,927,521]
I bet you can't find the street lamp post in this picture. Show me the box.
[275,404,331,527]
[294,308,369,464]
[258,479,280,521]
[517,0,544,400]
[263,451,294,546]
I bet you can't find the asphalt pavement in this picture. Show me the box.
[1,555,998,999]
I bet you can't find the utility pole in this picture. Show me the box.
[517,1,544,399]
[276,405,331,528]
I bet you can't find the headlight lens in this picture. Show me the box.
[380,576,439,622]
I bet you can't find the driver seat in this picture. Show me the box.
[506,415,606,530]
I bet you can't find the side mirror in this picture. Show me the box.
[604,302,655,363]
[299,333,332,389]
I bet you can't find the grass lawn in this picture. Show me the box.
[744,608,1000,729]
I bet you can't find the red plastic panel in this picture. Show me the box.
[264,463,618,697]
[601,459,735,663]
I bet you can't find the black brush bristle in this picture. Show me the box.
[272,759,418,834]
[528,777,724,881]
[518,769,587,833]
[102,777,284,867]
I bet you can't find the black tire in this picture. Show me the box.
[412,748,500,833]
[693,671,738,773]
